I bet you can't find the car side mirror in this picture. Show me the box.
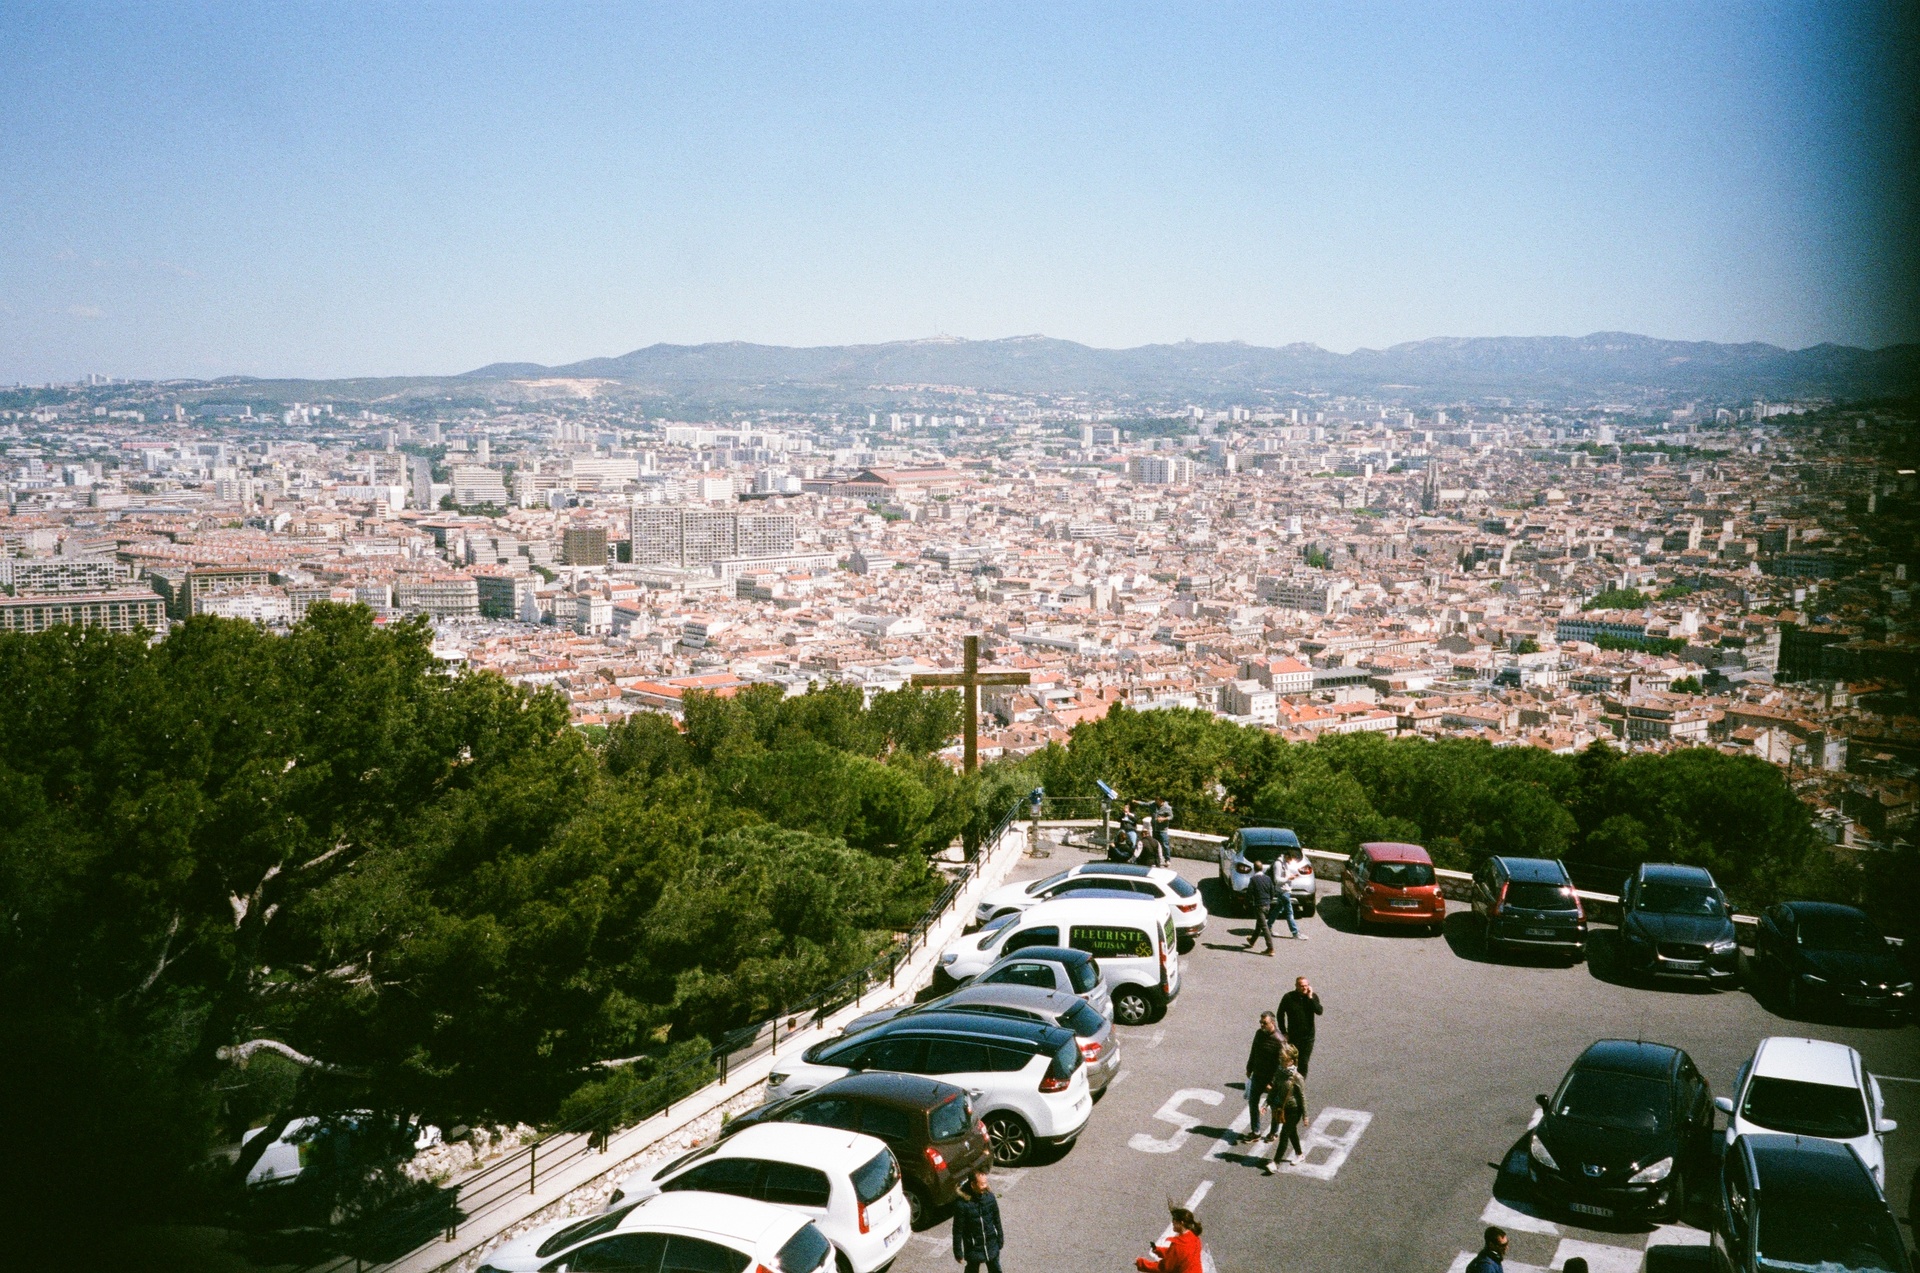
[968,1089,985,1101]
[1715,1096,1733,1115]
[1535,1094,1550,1111]
[1879,1117,1899,1134]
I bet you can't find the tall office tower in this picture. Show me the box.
[561,526,609,566]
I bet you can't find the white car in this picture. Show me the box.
[475,1190,834,1273]
[1217,827,1316,917]
[940,895,1181,1026]
[603,1124,910,1273]
[975,862,1208,947]
[765,1010,1093,1165]
[1715,1036,1898,1190]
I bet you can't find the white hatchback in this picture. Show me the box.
[974,862,1208,947]
[1715,1035,1898,1190]
[604,1124,910,1273]
[940,895,1181,1026]
[476,1190,834,1273]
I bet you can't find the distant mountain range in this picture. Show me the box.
[461,333,1919,402]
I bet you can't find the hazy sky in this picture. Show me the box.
[1,2,1914,381]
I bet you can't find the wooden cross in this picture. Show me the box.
[911,634,1031,772]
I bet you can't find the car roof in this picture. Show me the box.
[1238,827,1300,846]
[614,1191,806,1245]
[865,1009,1070,1047]
[1577,1039,1682,1079]
[1020,895,1172,923]
[1751,1036,1862,1087]
[1360,841,1431,863]
[986,945,1093,968]
[709,1122,889,1171]
[1077,863,1152,878]
[1781,900,1871,923]
[1638,862,1715,886]
[1495,856,1571,883]
[802,1071,967,1108]
[1741,1133,1878,1201]
[937,982,1082,1017]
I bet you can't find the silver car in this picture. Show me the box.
[842,983,1122,1095]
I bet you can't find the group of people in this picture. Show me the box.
[1113,798,1174,867]
[1239,977,1325,1173]
[1241,847,1311,952]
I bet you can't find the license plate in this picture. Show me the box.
[1526,928,1556,937]
[887,1223,908,1248]
[1845,995,1885,1007]
[1390,900,1419,909]
[1662,960,1702,971]
[1569,1202,1613,1218]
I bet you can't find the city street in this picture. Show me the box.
[890,853,1920,1273]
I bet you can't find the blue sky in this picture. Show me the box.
[0,2,1912,380]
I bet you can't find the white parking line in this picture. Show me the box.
[1270,1107,1372,1181]
[1203,1108,1254,1161]
[1108,1068,1131,1090]
[1129,1088,1224,1154]
[1148,1029,1168,1049]
[1156,1180,1216,1243]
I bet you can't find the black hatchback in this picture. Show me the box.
[1471,856,1587,962]
[1527,1039,1715,1223]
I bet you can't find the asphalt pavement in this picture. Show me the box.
[885,849,1920,1273]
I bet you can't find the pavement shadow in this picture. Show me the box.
[1644,1248,1713,1272]
[1318,894,1441,940]
[1443,911,1492,962]
[1196,874,1247,918]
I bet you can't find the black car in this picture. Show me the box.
[1471,856,1588,962]
[1617,863,1739,986]
[1527,1039,1715,1222]
[713,1072,992,1227]
[1713,1133,1912,1273]
[1752,900,1913,1021]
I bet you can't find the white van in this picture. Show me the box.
[939,895,1181,1026]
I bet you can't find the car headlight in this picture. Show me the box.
[1709,937,1737,953]
[1801,972,1826,984]
[1529,1134,1558,1171]
[1629,1156,1673,1184]
[768,1072,788,1087]
[940,952,957,965]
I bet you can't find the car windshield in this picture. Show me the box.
[535,1203,639,1257]
[1061,999,1105,1037]
[1067,959,1100,995]
[1024,871,1071,896]
[1553,1070,1671,1133]
[928,1095,971,1141]
[1507,882,1575,910]
[1165,875,1198,898]
[1741,1077,1870,1138]
[1638,882,1724,915]
[851,1148,899,1206]
[1796,911,1886,954]
[975,913,1019,947]
[1757,1204,1907,1273]
[1372,861,1434,888]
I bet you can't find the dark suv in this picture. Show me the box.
[713,1072,991,1228]
[1617,863,1739,986]
[1713,1133,1912,1273]
[1471,856,1587,962]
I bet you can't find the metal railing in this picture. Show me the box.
[327,795,1030,1271]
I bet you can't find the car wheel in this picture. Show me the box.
[1664,1168,1686,1223]
[904,1186,929,1230]
[1113,988,1153,1027]
[983,1111,1033,1166]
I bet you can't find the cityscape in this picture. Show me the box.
[2,5,1916,1273]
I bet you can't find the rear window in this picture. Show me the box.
[928,1095,972,1142]
[851,1148,900,1207]
[774,1223,832,1273]
[1371,861,1435,888]
[1165,875,1198,898]
[1066,959,1100,995]
[1047,1038,1082,1081]
[1070,925,1153,959]
[1061,999,1105,1037]
[1507,882,1576,910]
[1741,1077,1869,1139]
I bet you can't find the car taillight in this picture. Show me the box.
[1489,881,1507,915]
[858,1200,870,1234]
[1177,901,1196,913]
[977,1120,989,1139]
[1039,1073,1070,1093]
[924,1145,947,1171]
[1570,891,1585,921]
[1078,1037,1102,1062]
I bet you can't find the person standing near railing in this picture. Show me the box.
[1153,799,1173,867]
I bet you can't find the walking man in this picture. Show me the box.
[1241,1012,1283,1143]
[1264,1044,1307,1174]
[1274,850,1308,940]
[1277,975,1323,1077]
[950,1170,1004,1273]
[1465,1226,1508,1273]
[1243,861,1277,955]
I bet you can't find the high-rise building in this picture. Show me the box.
[561,526,609,566]
[630,506,795,569]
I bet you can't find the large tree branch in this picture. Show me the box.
[217,1038,334,1070]
[135,913,183,995]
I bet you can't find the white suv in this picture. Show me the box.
[940,895,1181,1026]
[975,862,1208,947]
[766,1010,1092,1166]
[604,1124,909,1273]
[1715,1036,1898,1189]
[476,1191,834,1273]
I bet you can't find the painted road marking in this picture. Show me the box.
[1203,1108,1254,1162]
[1129,1088,1224,1154]
[1155,1180,1217,1244]
[1271,1107,1373,1181]
[1148,1029,1168,1049]
[1108,1068,1130,1090]
[1481,1197,1559,1236]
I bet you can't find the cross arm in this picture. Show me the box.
[973,672,1032,686]
[910,673,967,687]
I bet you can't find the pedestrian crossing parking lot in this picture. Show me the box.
[882,854,1919,1273]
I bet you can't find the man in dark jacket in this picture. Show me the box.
[950,1170,1004,1273]
[1243,864,1277,954]
[1464,1226,1507,1273]
[1277,975,1323,1076]
[1240,1012,1283,1143]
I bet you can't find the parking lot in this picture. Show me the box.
[887,851,1920,1273]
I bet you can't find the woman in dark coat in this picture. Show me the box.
[950,1170,1005,1273]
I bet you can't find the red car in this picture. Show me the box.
[1341,841,1446,934]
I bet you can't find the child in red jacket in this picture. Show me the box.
[1136,1207,1205,1273]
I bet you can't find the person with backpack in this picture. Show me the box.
[1135,1206,1206,1273]
[950,1170,1004,1273]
